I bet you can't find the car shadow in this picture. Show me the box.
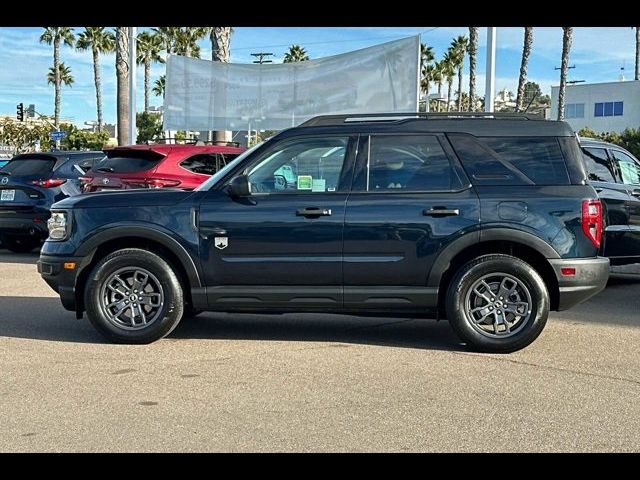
[0,296,464,351]
[0,250,40,265]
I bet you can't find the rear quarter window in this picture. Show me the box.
[448,134,571,185]
[92,151,164,174]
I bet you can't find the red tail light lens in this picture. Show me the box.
[581,199,602,249]
[124,178,181,189]
[31,178,67,188]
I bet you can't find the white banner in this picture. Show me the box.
[163,36,420,131]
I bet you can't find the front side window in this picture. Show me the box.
[246,137,348,194]
[367,135,461,191]
[181,154,219,175]
[611,150,640,185]
[582,147,616,183]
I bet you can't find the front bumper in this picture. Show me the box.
[37,254,86,312]
[549,257,610,310]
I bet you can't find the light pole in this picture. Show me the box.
[484,27,496,113]
[128,27,137,144]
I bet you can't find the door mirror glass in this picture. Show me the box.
[227,175,252,197]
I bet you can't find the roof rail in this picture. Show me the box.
[300,112,544,127]
[144,137,241,148]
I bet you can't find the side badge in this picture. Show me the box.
[214,237,228,250]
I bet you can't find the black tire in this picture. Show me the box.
[84,248,184,344]
[446,254,549,353]
[1,235,40,253]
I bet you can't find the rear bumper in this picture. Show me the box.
[37,254,84,311]
[0,212,49,238]
[549,257,610,310]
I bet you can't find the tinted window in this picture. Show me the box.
[582,147,615,183]
[611,150,640,185]
[181,153,239,175]
[450,134,569,185]
[92,150,164,174]
[247,137,348,193]
[0,157,55,175]
[368,135,460,191]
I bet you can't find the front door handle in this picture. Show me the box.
[296,207,332,217]
[199,225,227,239]
[423,207,460,217]
[631,189,640,198]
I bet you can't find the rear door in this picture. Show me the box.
[609,148,640,261]
[581,146,631,258]
[343,133,478,311]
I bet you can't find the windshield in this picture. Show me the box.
[195,141,265,191]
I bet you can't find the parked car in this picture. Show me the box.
[0,150,104,253]
[38,113,609,352]
[0,160,8,169]
[80,143,245,193]
[579,138,640,265]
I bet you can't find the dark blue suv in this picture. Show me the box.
[0,150,104,252]
[38,113,610,352]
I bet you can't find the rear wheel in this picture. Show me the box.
[84,248,184,344]
[1,235,41,253]
[446,254,549,353]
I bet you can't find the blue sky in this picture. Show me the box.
[0,26,637,126]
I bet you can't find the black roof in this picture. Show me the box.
[295,112,574,137]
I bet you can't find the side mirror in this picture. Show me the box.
[227,175,252,198]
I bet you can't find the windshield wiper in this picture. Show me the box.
[96,167,114,173]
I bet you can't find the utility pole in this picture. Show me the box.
[484,27,496,112]
[251,52,274,64]
[128,27,137,144]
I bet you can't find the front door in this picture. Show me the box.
[198,135,356,310]
[343,133,479,311]
[609,148,640,262]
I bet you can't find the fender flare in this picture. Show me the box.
[426,228,560,287]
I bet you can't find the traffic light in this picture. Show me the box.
[16,103,24,122]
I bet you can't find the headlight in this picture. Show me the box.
[47,211,71,241]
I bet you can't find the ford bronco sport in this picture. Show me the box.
[38,113,609,352]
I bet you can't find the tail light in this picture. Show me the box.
[125,178,182,189]
[31,178,67,188]
[581,199,602,248]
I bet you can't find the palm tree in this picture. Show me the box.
[515,27,534,112]
[173,27,207,58]
[210,27,234,144]
[76,27,114,132]
[152,75,166,98]
[420,44,435,109]
[442,52,456,112]
[115,27,129,145]
[283,44,310,63]
[153,27,179,60]
[557,27,573,120]
[39,27,75,128]
[450,35,468,111]
[137,31,164,111]
[468,27,479,112]
[432,61,444,112]
[210,27,232,62]
[47,63,74,87]
[635,27,640,81]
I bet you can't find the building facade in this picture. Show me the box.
[551,80,640,133]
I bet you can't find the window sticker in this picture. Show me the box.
[297,175,313,190]
[312,179,326,192]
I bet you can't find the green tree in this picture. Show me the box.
[516,27,534,112]
[442,51,456,112]
[152,27,179,59]
[59,123,109,150]
[468,27,479,112]
[115,27,129,145]
[557,27,573,120]
[47,63,74,87]
[76,27,115,132]
[153,75,166,98]
[39,27,75,128]
[137,31,164,111]
[136,111,163,144]
[431,61,444,111]
[420,43,435,109]
[283,44,309,63]
[173,27,207,58]
[450,35,468,112]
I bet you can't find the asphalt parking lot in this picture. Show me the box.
[0,250,639,452]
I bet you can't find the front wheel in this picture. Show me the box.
[446,254,549,353]
[84,248,184,344]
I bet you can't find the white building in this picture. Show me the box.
[551,80,640,132]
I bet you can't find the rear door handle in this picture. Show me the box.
[423,207,460,217]
[296,207,332,217]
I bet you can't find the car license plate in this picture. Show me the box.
[1,189,15,201]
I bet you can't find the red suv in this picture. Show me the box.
[81,143,245,192]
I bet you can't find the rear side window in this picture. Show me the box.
[181,153,239,175]
[92,150,164,174]
[582,147,616,183]
[0,157,55,175]
[448,134,570,185]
